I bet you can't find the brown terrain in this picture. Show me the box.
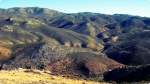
[0,7,149,83]
[0,69,109,84]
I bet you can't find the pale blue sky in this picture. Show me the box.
[0,0,150,17]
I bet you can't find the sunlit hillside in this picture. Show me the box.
[0,69,108,84]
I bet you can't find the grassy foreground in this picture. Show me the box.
[0,69,108,84]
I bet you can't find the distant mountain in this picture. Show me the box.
[0,7,64,19]
[113,14,135,17]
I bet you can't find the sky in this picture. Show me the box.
[0,0,150,17]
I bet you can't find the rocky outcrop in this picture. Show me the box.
[1,25,13,32]
[6,17,47,29]
[104,64,150,83]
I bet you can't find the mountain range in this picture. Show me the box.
[0,7,150,83]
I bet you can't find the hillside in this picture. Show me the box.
[104,64,150,83]
[0,7,150,83]
[2,43,123,80]
[46,12,150,66]
[0,16,104,51]
[105,32,150,65]
[0,69,102,84]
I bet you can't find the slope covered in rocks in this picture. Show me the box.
[104,64,150,83]
[2,42,123,79]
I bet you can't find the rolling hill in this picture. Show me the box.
[0,7,150,83]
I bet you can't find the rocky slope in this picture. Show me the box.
[104,64,150,83]
[1,43,123,79]
[46,52,123,78]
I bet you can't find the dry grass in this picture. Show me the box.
[0,47,12,61]
[0,69,109,84]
